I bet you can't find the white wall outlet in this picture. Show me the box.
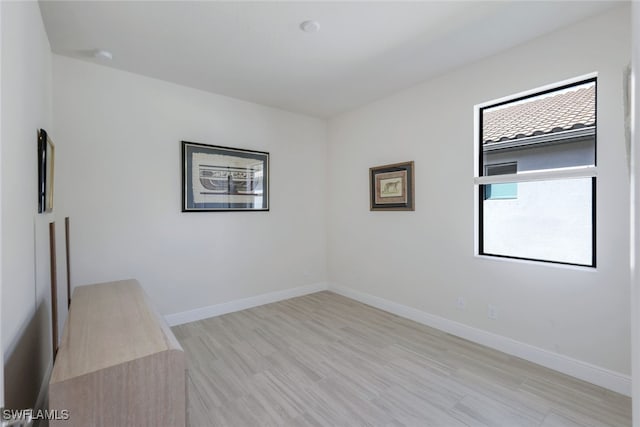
[488,304,498,320]
[456,297,466,310]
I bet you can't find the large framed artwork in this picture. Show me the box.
[38,128,55,214]
[182,141,269,212]
[369,161,414,211]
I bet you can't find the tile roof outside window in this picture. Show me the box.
[483,83,595,144]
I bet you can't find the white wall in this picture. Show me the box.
[328,5,630,376]
[1,0,57,410]
[630,1,639,423]
[52,55,327,318]
[0,0,4,408]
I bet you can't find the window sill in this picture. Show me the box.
[475,254,597,272]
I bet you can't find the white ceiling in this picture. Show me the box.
[39,1,621,118]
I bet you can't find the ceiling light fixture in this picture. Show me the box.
[93,49,113,61]
[299,20,320,33]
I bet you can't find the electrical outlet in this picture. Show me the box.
[487,305,498,320]
[456,297,466,310]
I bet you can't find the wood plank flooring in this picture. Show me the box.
[172,291,631,426]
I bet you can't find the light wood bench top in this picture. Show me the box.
[50,279,182,384]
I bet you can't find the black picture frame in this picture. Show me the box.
[38,129,55,214]
[182,141,269,212]
[369,161,415,211]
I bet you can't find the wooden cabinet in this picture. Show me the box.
[49,280,186,426]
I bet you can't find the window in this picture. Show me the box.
[484,162,517,200]
[475,77,596,267]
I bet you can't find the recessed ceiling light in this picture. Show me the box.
[300,20,320,33]
[93,49,113,61]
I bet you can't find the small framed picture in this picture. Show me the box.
[38,129,55,214]
[182,141,269,212]
[369,161,414,211]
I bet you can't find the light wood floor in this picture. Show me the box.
[172,291,631,427]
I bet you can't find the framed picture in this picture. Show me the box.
[369,161,414,211]
[182,141,269,212]
[38,129,55,214]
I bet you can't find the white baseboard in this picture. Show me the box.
[163,280,630,396]
[165,282,329,326]
[329,283,631,397]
